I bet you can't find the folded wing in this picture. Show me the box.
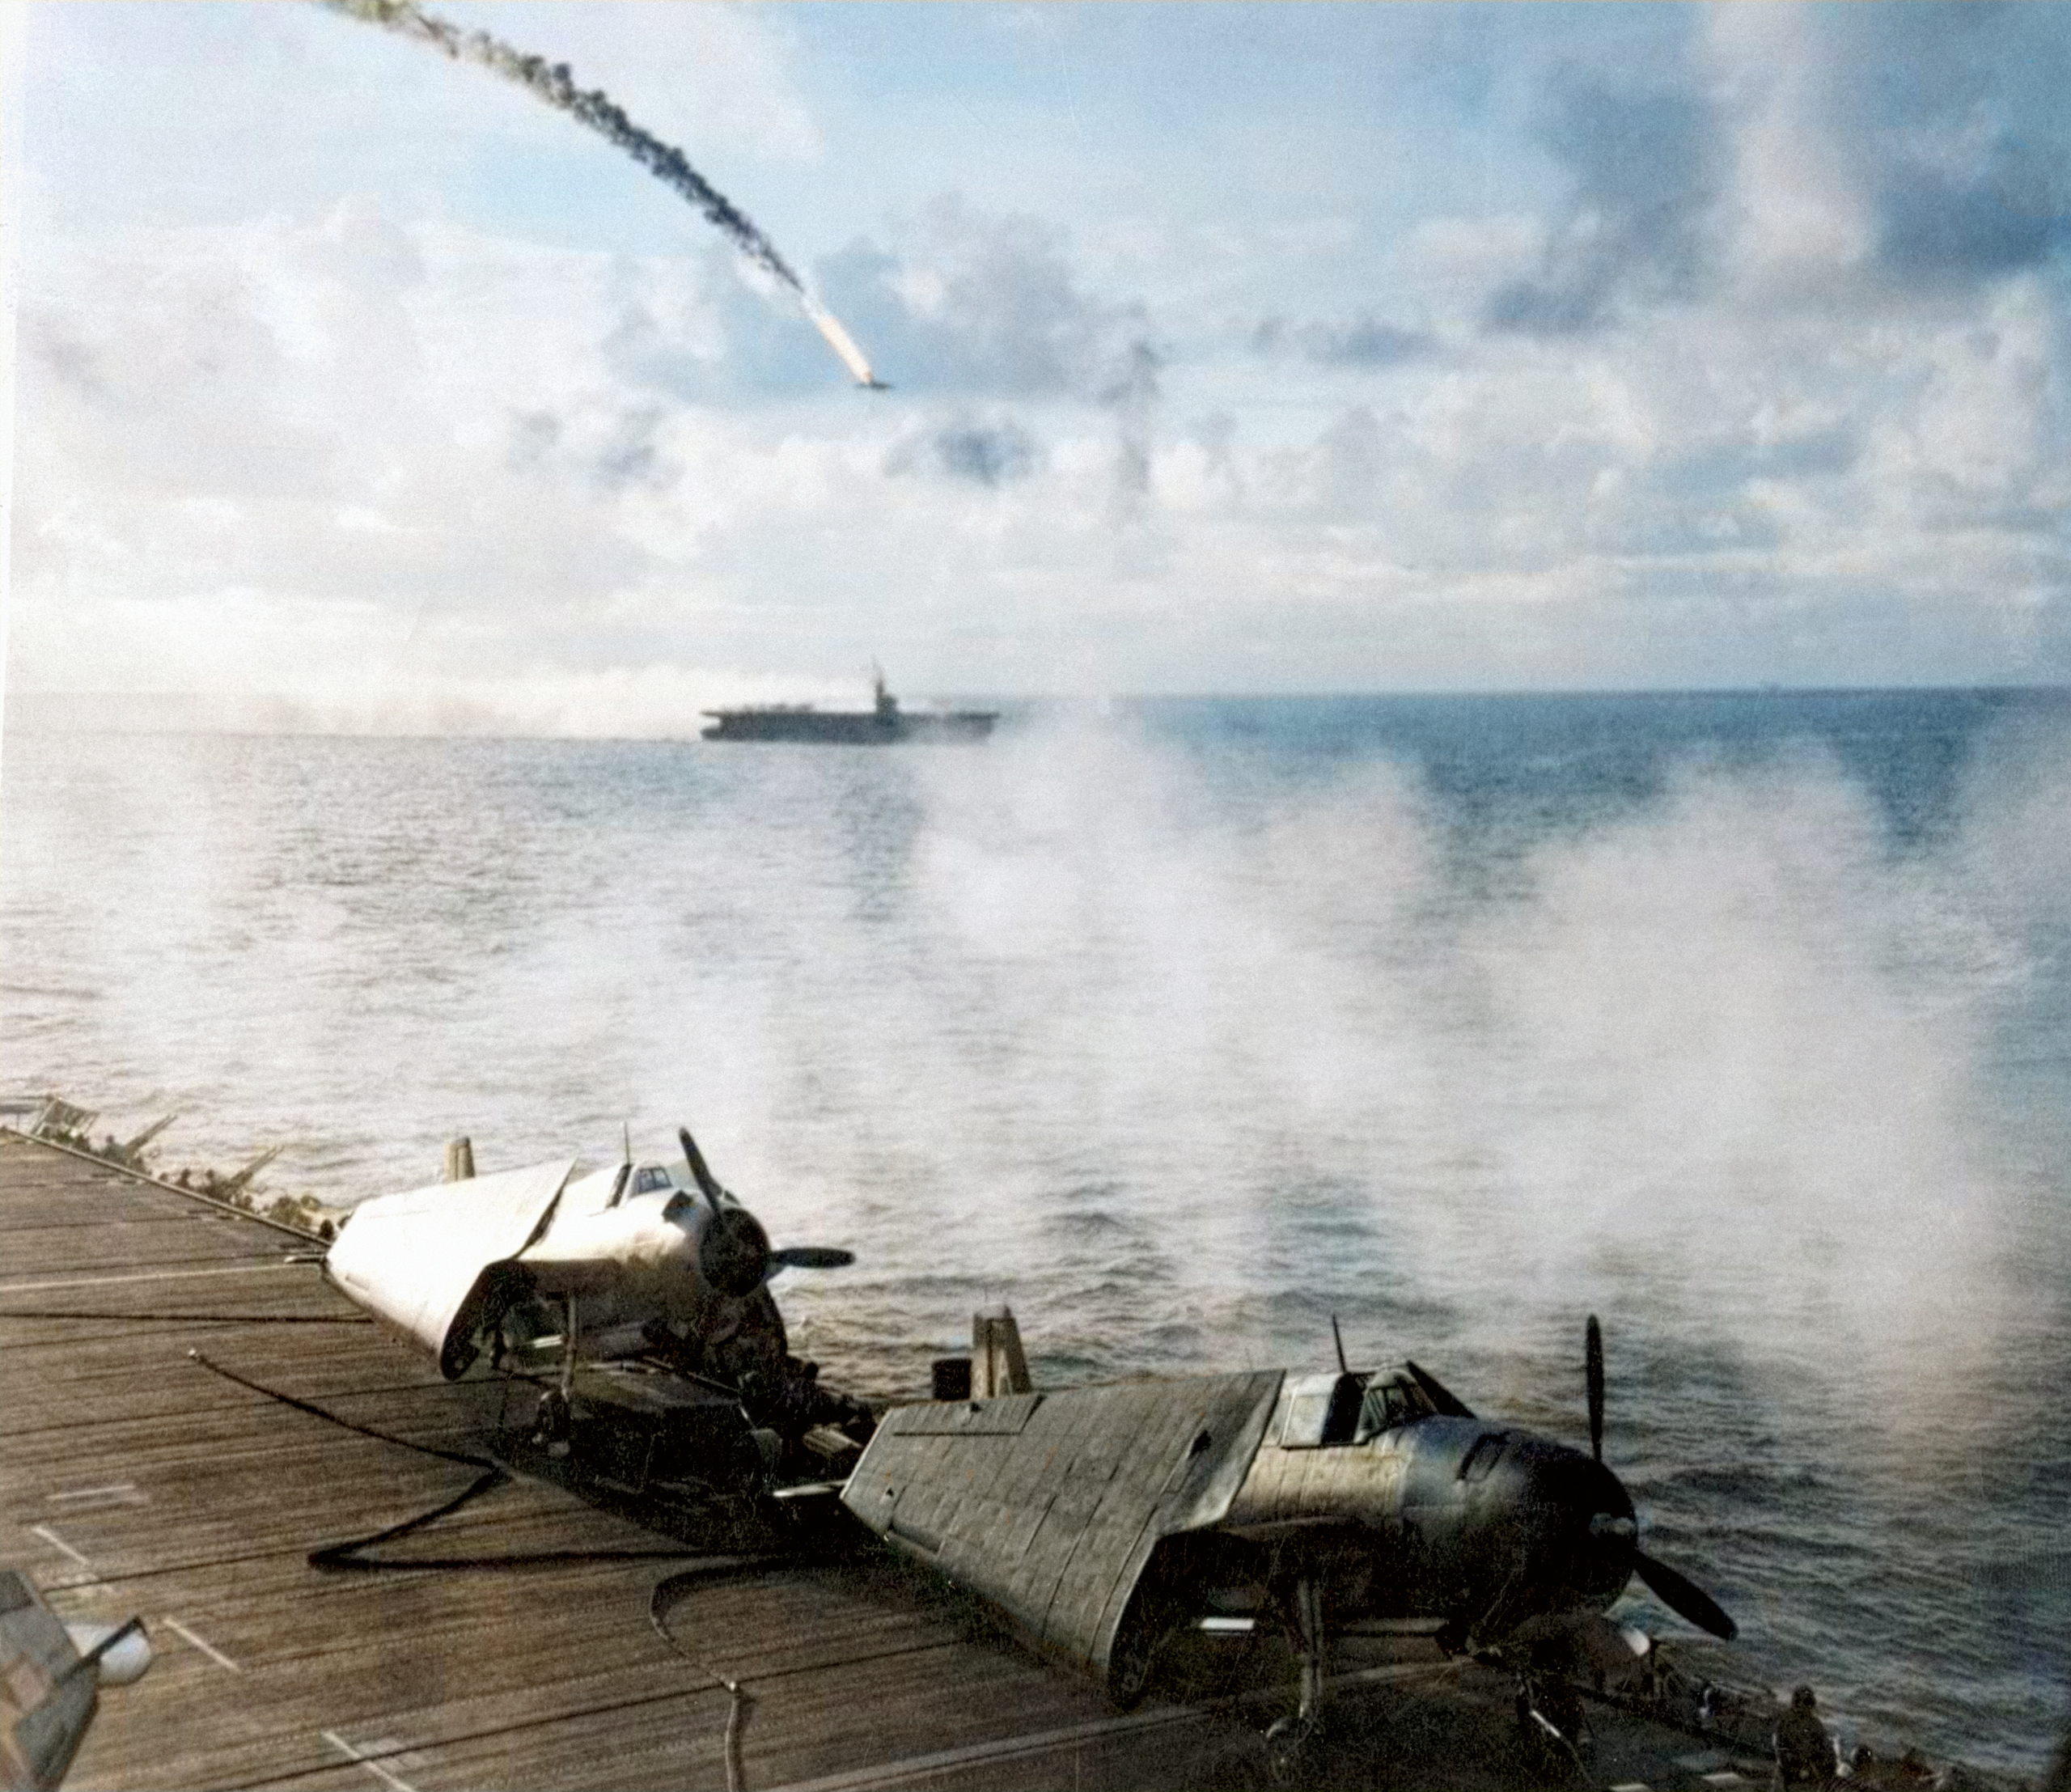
[324,1158,576,1377]
[844,1373,1283,1695]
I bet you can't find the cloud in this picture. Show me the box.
[1706,4,2071,303]
[813,195,1142,398]
[599,256,731,397]
[15,176,2065,710]
[9,6,2067,710]
[29,329,109,400]
[518,2,828,167]
[886,416,1043,488]
[506,409,562,472]
[1874,144,2070,287]
[1485,9,2070,332]
[591,405,678,494]
[1253,314,1436,367]
[1484,73,1723,336]
[1305,405,1387,519]
[1858,277,2065,517]
[1304,316,1436,367]
[1833,4,2071,291]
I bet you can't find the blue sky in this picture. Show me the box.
[6,2,2069,727]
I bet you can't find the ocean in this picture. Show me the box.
[3,688,2067,1772]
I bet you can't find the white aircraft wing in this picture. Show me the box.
[324,1157,576,1378]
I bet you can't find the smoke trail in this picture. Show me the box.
[322,0,883,388]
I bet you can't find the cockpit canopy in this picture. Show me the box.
[1359,1370,1438,1436]
[1276,1369,1440,1449]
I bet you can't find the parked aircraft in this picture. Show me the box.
[0,1569,150,1792]
[842,1314,1731,1779]
[324,1139,1734,1777]
[323,1127,860,1447]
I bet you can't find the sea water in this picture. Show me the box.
[3,689,2067,1770]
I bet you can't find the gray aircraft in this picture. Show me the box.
[0,1570,150,1792]
[841,1315,1732,1777]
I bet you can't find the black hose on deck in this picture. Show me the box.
[188,1349,784,1573]
[1,1309,371,1324]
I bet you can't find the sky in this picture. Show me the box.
[3,0,2069,729]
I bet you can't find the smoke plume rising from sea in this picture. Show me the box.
[4,699,2060,1380]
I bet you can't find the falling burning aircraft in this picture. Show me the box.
[321,0,887,389]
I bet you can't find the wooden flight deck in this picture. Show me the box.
[2,1130,2014,1791]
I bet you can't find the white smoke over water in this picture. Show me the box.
[866,718,2058,1404]
[1102,339,1162,523]
[2,707,2064,1422]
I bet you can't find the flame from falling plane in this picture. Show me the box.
[321,0,887,389]
[800,294,884,388]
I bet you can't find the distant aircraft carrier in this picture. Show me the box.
[701,669,997,743]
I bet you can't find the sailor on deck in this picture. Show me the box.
[1775,1684,1836,1787]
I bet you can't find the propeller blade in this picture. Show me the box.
[678,1127,725,1209]
[769,1246,855,1271]
[1586,1314,1605,1463]
[1404,1359,1476,1419]
[1633,1550,1737,1641]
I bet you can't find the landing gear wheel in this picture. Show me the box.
[1106,1586,1171,1711]
[1264,1714,1315,1786]
[1515,1677,1590,1780]
[1266,1570,1327,1783]
[534,1387,572,1458]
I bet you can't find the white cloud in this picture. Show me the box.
[1704,5,1876,296]
[16,186,2065,709]
[1879,279,2061,506]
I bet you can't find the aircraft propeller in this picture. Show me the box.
[1586,1313,1605,1462]
[1584,1312,1737,1641]
[676,1126,855,1291]
[769,1247,857,1272]
[1631,1550,1736,1642]
[680,1126,728,1210]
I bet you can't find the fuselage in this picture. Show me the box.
[491,1161,783,1367]
[1220,1402,1636,1637]
[1146,1369,1639,1649]
[848,1364,1649,1695]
